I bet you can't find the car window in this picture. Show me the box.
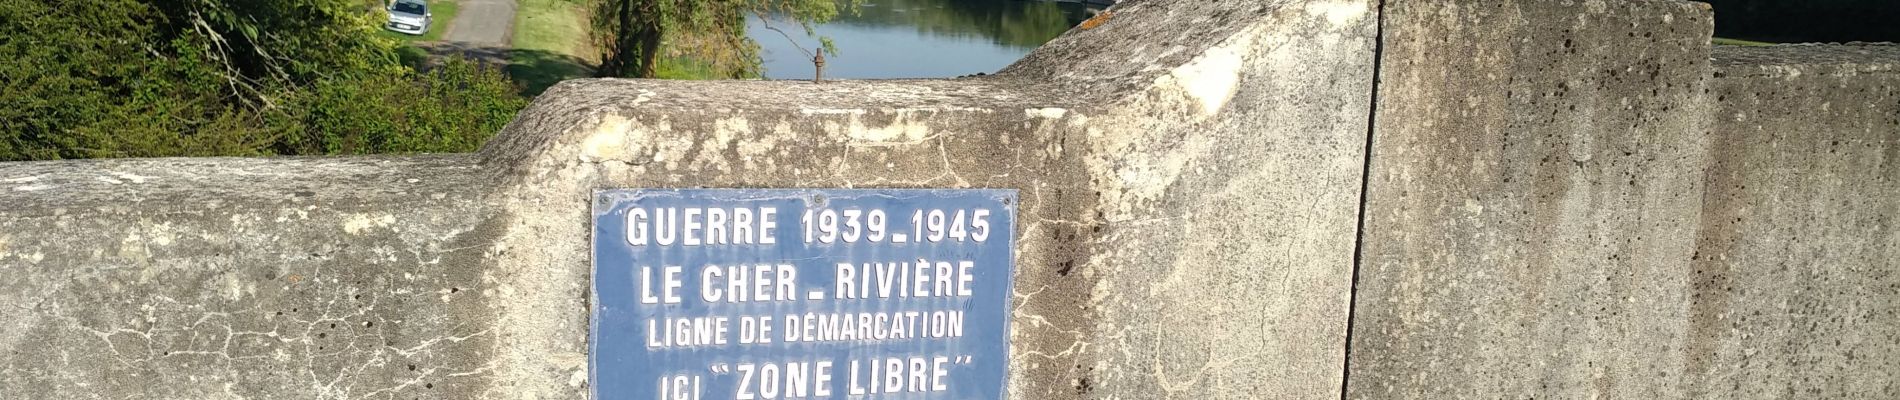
[392,2,425,14]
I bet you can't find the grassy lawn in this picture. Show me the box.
[1714,37,1775,46]
[510,0,596,96]
[378,0,460,43]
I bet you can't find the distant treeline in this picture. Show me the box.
[1706,0,1900,43]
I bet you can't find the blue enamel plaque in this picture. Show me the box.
[591,189,1017,400]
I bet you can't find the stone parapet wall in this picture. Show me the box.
[1348,0,1719,397]
[1,0,1896,398]
[1686,43,1900,398]
[0,156,502,398]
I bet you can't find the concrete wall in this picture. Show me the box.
[1687,44,1900,398]
[0,0,1377,398]
[1347,0,1900,398]
[1,0,1897,398]
[0,156,503,398]
[473,78,1097,398]
[1348,0,1717,397]
[1011,0,1377,397]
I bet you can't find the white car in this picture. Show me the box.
[385,0,432,35]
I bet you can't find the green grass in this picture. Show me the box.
[378,0,459,43]
[509,0,596,95]
[1714,37,1775,46]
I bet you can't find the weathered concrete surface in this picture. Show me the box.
[479,0,1380,397]
[472,77,1101,399]
[1348,0,1718,398]
[1011,0,1378,397]
[1685,44,1900,398]
[0,0,1380,398]
[1349,1,1900,399]
[0,156,501,398]
[11,0,1900,398]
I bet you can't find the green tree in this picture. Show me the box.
[0,0,285,159]
[592,0,857,79]
[0,0,527,160]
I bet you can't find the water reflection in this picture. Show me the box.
[747,0,1098,80]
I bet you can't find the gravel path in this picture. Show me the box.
[443,0,516,46]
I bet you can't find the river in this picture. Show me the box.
[746,0,1104,80]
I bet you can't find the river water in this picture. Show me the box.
[746,0,1101,80]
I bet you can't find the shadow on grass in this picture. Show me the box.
[411,41,512,67]
[506,49,597,97]
[409,43,596,97]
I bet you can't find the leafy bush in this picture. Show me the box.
[0,0,265,159]
[0,0,527,161]
[278,58,528,155]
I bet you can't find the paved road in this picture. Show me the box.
[443,0,516,46]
